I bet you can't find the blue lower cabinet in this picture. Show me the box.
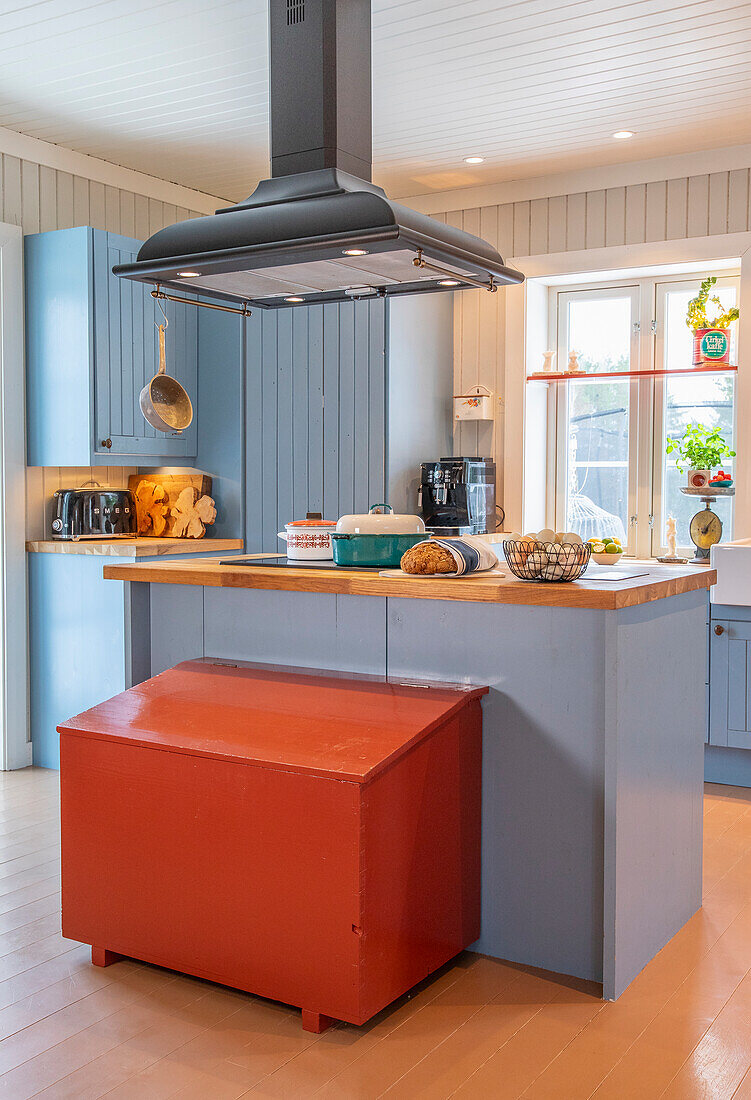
[28,547,237,769]
[29,554,130,769]
[707,604,751,785]
[709,618,751,749]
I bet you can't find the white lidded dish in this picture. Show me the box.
[335,504,425,534]
[277,519,337,560]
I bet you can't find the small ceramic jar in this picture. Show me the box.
[277,519,337,560]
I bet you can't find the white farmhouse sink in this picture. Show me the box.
[711,539,751,605]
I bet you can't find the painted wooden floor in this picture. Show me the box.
[2,770,751,1099]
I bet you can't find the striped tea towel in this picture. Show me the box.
[424,535,499,575]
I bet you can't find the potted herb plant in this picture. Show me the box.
[665,422,736,488]
[686,276,739,365]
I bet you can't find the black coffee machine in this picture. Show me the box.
[418,457,501,536]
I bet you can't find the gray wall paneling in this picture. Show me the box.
[387,294,453,515]
[203,589,387,675]
[193,307,245,540]
[386,591,706,999]
[442,169,751,264]
[244,299,387,553]
[148,584,205,677]
[603,590,706,998]
[145,584,388,679]
[387,598,607,985]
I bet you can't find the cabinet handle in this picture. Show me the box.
[101,438,112,449]
[714,624,725,635]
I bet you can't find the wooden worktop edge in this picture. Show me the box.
[28,538,244,558]
[102,560,715,610]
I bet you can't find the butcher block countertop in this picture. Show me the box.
[103,556,716,610]
[27,538,244,557]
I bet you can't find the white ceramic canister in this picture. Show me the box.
[277,519,337,560]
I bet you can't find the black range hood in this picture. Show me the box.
[113,0,524,308]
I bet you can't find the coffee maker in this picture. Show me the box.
[418,457,500,536]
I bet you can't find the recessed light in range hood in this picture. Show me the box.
[113,0,524,308]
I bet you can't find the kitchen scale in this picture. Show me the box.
[680,486,735,564]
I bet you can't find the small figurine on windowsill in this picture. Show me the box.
[565,351,585,375]
[656,515,688,564]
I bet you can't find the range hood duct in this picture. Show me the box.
[113,0,524,308]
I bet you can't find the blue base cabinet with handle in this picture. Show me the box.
[26,227,197,465]
[706,603,751,786]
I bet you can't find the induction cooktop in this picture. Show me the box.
[219,556,380,572]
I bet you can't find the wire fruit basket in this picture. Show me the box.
[503,539,591,582]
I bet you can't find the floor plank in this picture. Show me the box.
[0,768,749,1099]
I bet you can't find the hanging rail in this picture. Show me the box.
[412,249,498,293]
[151,286,253,317]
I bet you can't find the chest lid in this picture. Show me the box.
[58,659,486,784]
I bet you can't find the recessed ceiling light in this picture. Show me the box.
[177,271,201,277]
[463,156,484,164]
[439,279,460,287]
[612,130,635,140]
[285,296,304,303]
[343,248,368,256]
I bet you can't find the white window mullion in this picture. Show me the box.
[634,278,656,558]
[652,282,669,556]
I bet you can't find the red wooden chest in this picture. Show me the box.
[59,659,485,1031]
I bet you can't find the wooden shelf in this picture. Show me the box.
[527,364,739,383]
[26,537,244,558]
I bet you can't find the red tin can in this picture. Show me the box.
[692,327,731,365]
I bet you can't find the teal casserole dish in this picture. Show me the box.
[332,504,427,568]
[330,531,426,568]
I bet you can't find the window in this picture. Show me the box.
[547,271,738,557]
[554,287,638,545]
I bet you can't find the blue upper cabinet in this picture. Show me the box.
[26,227,198,466]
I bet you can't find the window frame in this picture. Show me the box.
[546,267,740,557]
[651,274,739,557]
[552,285,641,550]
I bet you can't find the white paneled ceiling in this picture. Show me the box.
[1,0,750,202]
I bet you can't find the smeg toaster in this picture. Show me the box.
[51,488,137,540]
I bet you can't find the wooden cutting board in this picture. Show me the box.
[128,474,212,538]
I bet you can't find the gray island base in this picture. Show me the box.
[107,559,712,1001]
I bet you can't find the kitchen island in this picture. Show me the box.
[103,557,714,1000]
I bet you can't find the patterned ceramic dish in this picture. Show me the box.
[277,519,337,560]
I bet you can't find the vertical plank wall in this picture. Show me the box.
[434,166,751,513]
[0,151,208,539]
[244,299,386,553]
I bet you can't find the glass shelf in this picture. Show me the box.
[526,364,738,383]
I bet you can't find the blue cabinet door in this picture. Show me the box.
[709,619,751,749]
[93,232,197,460]
[26,227,94,467]
[26,227,198,466]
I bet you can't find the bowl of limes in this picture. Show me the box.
[588,536,624,565]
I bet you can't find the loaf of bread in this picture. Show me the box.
[400,542,457,575]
